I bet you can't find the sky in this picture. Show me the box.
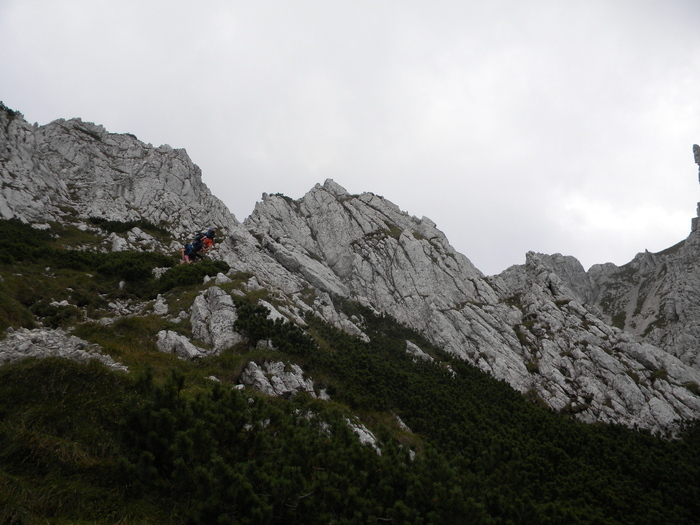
[2,0,700,275]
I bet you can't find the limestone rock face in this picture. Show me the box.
[246,181,529,383]
[190,286,246,353]
[541,229,700,371]
[495,252,700,432]
[245,180,507,357]
[0,110,237,237]
[247,179,700,433]
[246,181,486,310]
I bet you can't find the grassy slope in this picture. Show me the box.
[0,219,699,524]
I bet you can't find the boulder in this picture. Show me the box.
[156,330,208,360]
[190,286,245,353]
[239,360,317,398]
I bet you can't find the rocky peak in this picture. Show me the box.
[244,178,700,433]
[537,194,700,372]
[317,178,350,196]
[246,179,488,323]
[0,109,237,237]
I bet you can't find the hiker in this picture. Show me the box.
[180,239,204,264]
[202,227,216,253]
[180,227,217,263]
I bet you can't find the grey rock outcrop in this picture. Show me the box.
[239,360,318,398]
[406,341,433,362]
[496,251,700,432]
[0,327,127,372]
[346,417,381,455]
[156,330,209,360]
[245,181,533,382]
[152,295,169,316]
[539,225,700,371]
[190,286,246,353]
[247,179,700,433]
[0,111,237,237]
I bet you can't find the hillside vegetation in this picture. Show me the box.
[1,219,699,524]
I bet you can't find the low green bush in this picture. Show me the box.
[88,217,170,237]
[30,300,84,328]
[155,260,230,293]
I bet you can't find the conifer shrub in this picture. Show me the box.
[97,251,174,281]
[30,300,83,328]
[0,100,19,118]
[684,381,700,396]
[0,218,53,256]
[612,310,627,329]
[2,220,700,523]
[155,260,230,293]
[649,368,668,382]
[88,216,170,237]
[3,303,700,524]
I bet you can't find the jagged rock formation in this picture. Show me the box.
[495,251,700,429]
[0,109,237,237]
[531,241,700,370]
[246,180,700,433]
[3,103,700,433]
[244,181,506,362]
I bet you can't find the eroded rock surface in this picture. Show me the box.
[190,286,246,352]
[239,360,318,398]
[0,327,127,372]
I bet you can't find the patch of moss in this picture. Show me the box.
[611,310,626,330]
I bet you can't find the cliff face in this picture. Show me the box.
[3,104,700,433]
[246,181,700,432]
[542,230,700,370]
[0,109,236,236]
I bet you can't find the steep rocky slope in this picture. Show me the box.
[2,102,700,433]
[539,229,700,371]
[246,181,700,432]
[0,105,236,236]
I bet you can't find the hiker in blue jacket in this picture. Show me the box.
[180,239,204,264]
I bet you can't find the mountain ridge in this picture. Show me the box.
[2,103,700,434]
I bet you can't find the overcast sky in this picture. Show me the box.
[2,1,700,275]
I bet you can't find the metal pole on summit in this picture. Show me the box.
[693,145,700,232]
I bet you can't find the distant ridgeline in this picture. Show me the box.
[2,101,700,523]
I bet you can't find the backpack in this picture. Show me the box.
[184,240,203,255]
